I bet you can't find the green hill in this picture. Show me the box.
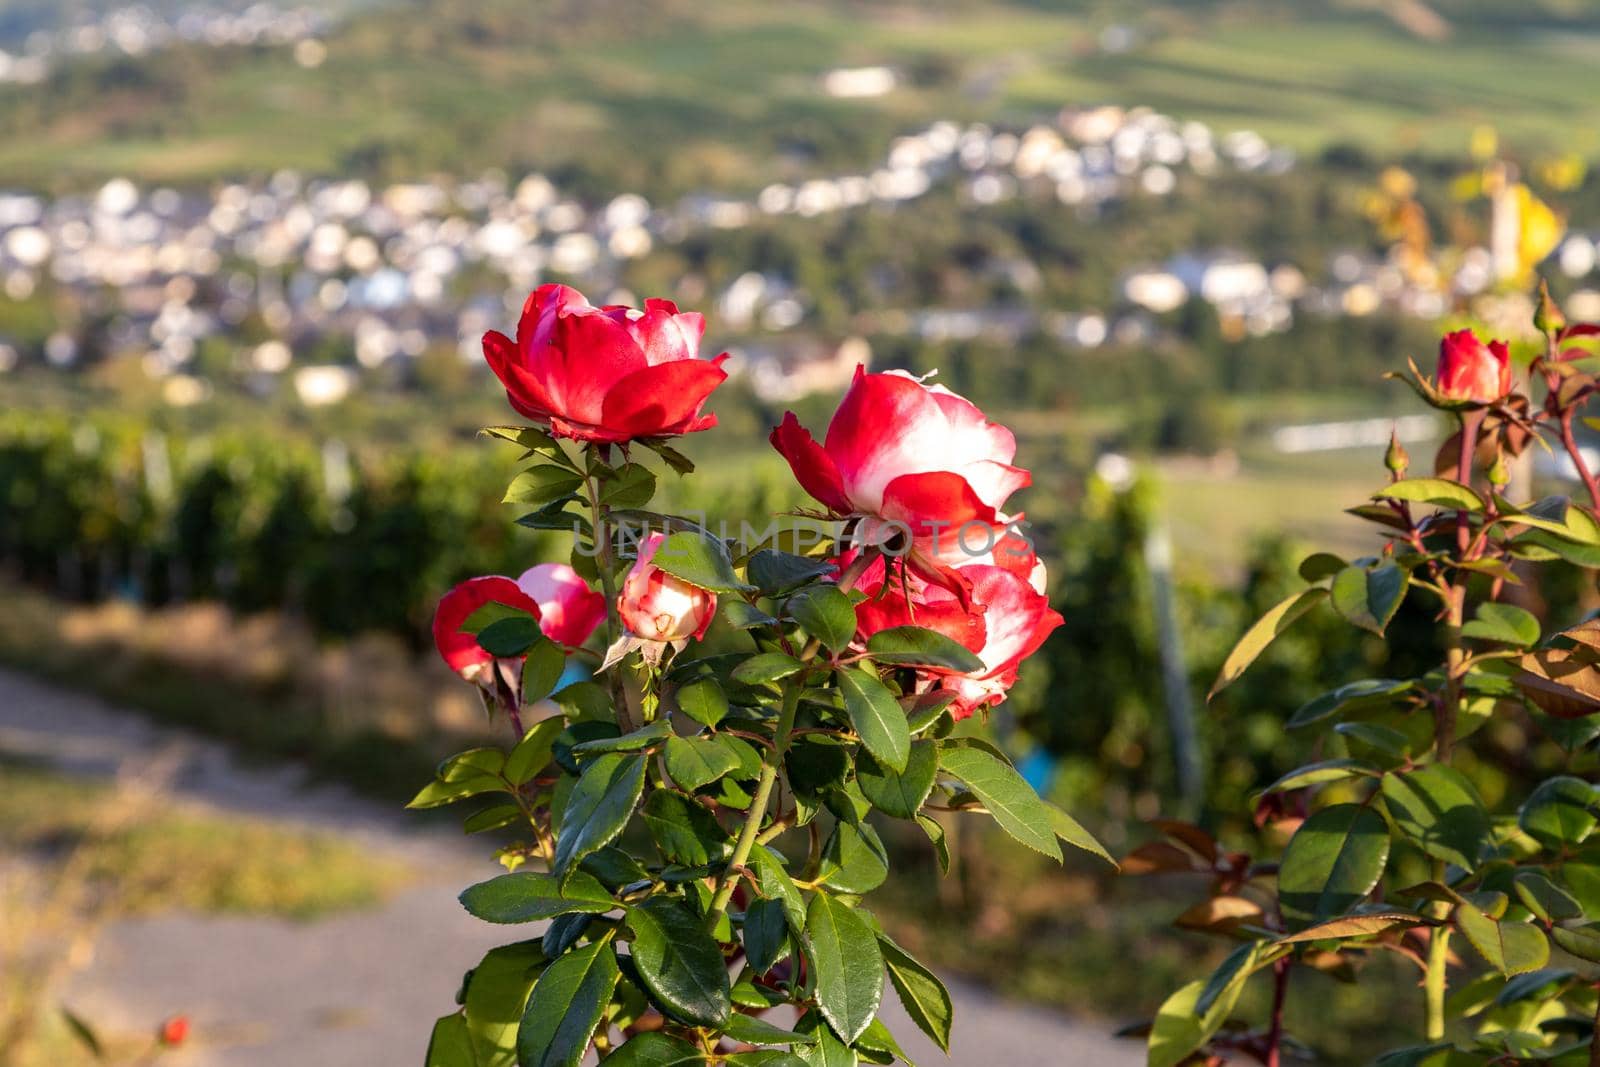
[1,0,1598,192]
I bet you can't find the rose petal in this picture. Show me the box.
[599,353,729,438]
[770,411,852,514]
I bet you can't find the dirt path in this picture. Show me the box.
[0,667,1140,1066]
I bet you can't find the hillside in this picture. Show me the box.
[0,0,1598,193]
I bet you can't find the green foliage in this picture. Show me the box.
[1134,293,1600,1063]
[416,427,1094,1066]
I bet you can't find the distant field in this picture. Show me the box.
[2,1,1599,189]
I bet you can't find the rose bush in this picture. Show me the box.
[417,289,1102,1067]
[1133,286,1600,1066]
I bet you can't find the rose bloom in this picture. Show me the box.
[483,284,728,442]
[433,565,605,680]
[1435,328,1512,403]
[515,563,607,648]
[771,368,1029,594]
[618,532,716,642]
[853,547,1061,720]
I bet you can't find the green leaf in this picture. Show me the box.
[731,653,806,686]
[1375,477,1483,510]
[1274,910,1427,944]
[462,940,544,1064]
[1330,560,1408,636]
[878,933,952,1053]
[1380,765,1490,871]
[853,1017,913,1067]
[1461,603,1541,646]
[459,871,615,924]
[1513,870,1583,923]
[648,530,754,593]
[554,753,648,874]
[521,640,568,705]
[1288,678,1414,728]
[1372,1045,1453,1067]
[916,814,950,874]
[857,743,937,820]
[627,897,732,1028]
[1552,924,1600,963]
[805,893,884,1044]
[407,775,508,810]
[1455,901,1550,976]
[603,463,657,508]
[604,1033,707,1067]
[748,550,834,595]
[743,897,791,975]
[505,718,567,786]
[505,466,584,508]
[571,720,674,757]
[642,790,732,866]
[793,1015,858,1067]
[1044,802,1116,866]
[477,615,543,657]
[1208,587,1328,700]
[730,1055,810,1067]
[462,601,533,634]
[752,844,807,932]
[839,668,910,773]
[1277,804,1391,929]
[676,679,728,728]
[724,1013,818,1046]
[517,940,620,1067]
[439,747,507,782]
[1261,758,1379,795]
[1147,975,1247,1067]
[864,626,984,672]
[60,1007,104,1061]
[426,1013,475,1067]
[1298,552,1346,582]
[664,735,744,792]
[937,745,1062,861]
[1519,776,1600,850]
[817,820,890,894]
[1194,940,1262,1016]
[788,585,857,654]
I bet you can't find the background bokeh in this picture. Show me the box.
[5,1,1600,1064]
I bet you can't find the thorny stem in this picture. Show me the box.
[1560,411,1600,510]
[1421,409,1483,1041]
[1265,956,1290,1067]
[705,681,801,928]
[703,547,879,930]
[583,443,634,732]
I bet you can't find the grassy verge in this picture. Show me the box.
[0,760,412,920]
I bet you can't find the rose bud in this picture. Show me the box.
[431,576,543,681]
[618,532,716,642]
[770,368,1029,600]
[159,1015,189,1047]
[482,284,729,442]
[515,563,607,648]
[1434,328,1512,404]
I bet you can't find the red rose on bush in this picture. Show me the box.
[515,563,607,648]
[482,284,729,442]
[1435,328,1512,403]
[618,532,716,642]
[770,368,1029,591]
[433,567,604,680]
[854,549,1061,719]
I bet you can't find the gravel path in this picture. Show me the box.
[0,667,1139,1066]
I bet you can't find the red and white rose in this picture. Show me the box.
[771,367,1029,596]
[433,565,605,681]
[618,531,717,643]
[483,283,729,442]
[1435,328,1513,404]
